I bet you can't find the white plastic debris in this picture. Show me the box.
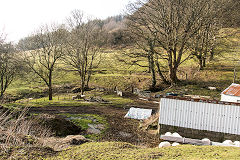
[208,87,216,90]
[159,141,171,148]
[164,132,172,136]
[212,141,236,147]
[223,140,234,145]
[202,138,211,144]
[124,107,152,120]
[172,142,180,146]
[234,141,240,147]
[172,132,182,138]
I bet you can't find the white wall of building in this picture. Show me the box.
[159,98,240,135]
[221,94,240,103]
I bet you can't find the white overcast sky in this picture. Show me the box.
[0,0,135,43]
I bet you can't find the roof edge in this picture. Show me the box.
[221,83,240,95]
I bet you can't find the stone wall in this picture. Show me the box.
[159,124,240,142]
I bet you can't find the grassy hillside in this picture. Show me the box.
[46,142,240,160]
[3,142,240,160]
[3,28,240,101]
[2,28,240,160]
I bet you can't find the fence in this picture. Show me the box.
[159,98,240,135]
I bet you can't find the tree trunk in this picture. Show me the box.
[203,57,206,68]
[199,58,204,70]
[0,76,3,99]
[209,48,214,61]
[203,50,207,68]
[196,52,204,70]
[0,91,3,100]
[155,60,169,84]
[48,86,53,100]
[81,74,85,95]
[48,71,53,100]
[147,54,151,73]
[169,67,179,84]
[149,54,156,89]
[233,66,236,83]
[86,70,92,89]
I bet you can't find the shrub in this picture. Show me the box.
[0,107,51,153]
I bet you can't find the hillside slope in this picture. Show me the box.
[4,142,240,160]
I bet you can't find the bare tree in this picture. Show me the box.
[220,0,240,28]
[127,0,224,84]
[17,35,42,51]
[190,22,219,70]
[125,7,169,88]
[21,24,67,100]
[64,10,105,95]
[0,40,20,99]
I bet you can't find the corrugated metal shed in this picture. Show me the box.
[159,97,240,135]
[222,83,240,96]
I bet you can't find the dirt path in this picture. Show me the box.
[29,99,161,147]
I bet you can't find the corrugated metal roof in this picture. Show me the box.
[156,95,240,106]
[222,83,240,96]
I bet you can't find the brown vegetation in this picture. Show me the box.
[0,108,51,153]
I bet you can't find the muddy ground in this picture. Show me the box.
[29,97,161,148]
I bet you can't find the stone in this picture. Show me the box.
[87,128,101,134]
[133,88,140,95]
[40,135,90,151]
[88,124,105,130]
[95,87,105,92]
[119,131,132,138]
[141,91,151,98]
[155,94,161,98]
[95,124,105,130]
[72,95,85,100]
[63,135,89,145]
[87,124,101,134]
[85,96,109,103]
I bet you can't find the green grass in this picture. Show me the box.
[101,94,133,107]
[6,86,43,99]
[4,93,133,108]
[161,84,221,100]
[2,142,240,160]
[5,95,94,108]
[44,142,240,160]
